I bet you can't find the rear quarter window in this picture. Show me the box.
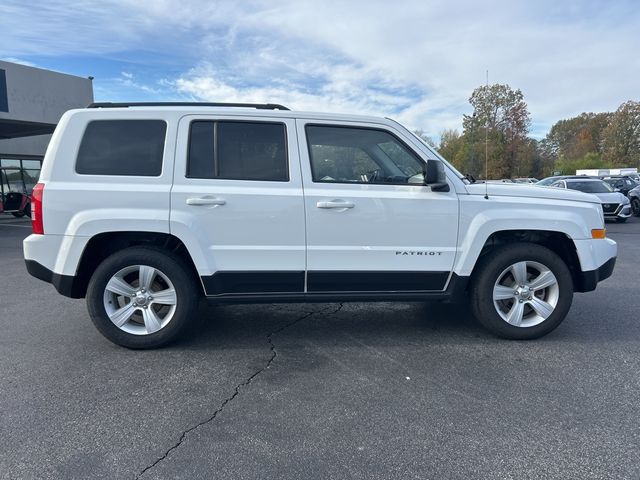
[76,120,167,176]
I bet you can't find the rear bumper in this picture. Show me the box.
[25,259,79,298]
[575,256,616,293]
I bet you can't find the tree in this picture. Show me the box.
[603,100,640,167]
[461,84,531,178]
[544,112,611,162]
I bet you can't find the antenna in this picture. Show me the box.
[484,69,489,200]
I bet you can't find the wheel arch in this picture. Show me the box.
[70,231,204,298]
[466,229,583,292]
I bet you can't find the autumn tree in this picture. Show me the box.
[461,84,531,178]
[603,100,640,167]
[543,112,611,162]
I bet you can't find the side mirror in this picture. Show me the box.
[425,160,449,192]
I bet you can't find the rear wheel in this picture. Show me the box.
[470,243,573,340]
[86,247,200,349]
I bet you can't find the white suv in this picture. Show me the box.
[24,102,617,348]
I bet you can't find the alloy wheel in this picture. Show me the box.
[493,261,560,328]
[103,265,177,335]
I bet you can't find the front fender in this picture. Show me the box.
[453,196,600,276]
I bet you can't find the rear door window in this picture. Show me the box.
[187,121,288,181]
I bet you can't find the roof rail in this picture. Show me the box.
[87,102,290,110]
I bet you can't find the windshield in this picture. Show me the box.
[566,180,613,193]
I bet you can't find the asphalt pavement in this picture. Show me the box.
[1,215,639,479]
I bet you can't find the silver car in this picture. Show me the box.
[551,178,632,223]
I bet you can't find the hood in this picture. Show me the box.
[465,183,601,204]
[591,192,628,203]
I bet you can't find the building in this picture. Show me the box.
[0,60,93,197]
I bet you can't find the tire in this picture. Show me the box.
[616,217,628,223]
[631,198,640,217]
[469,243,573,340]
[86,246,200,349]
[11,211,25,218]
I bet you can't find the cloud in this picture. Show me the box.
[1,0,639,139]
[1,57,37,67]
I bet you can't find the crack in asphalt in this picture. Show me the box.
[135,303,344,479]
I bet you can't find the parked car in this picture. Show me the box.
[550,178,632,223]
[24,102,617,348]
[629,184,640,216]
[536,175,594,186]
[601,176,639,196]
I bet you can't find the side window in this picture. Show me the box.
[305,125,425,184]
[76,120,166,176]
[187,121,288,181]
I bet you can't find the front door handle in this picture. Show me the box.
[316,200,355,209]
[186,196,226,206]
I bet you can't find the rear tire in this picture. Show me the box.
[86,246,200,349]
[470,243,573,340]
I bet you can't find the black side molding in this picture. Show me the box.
[202,271,305,295]
[307,271,450,292]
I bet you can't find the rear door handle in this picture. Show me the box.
[316,200,355,209]
[186,197,226,206]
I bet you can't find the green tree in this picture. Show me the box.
[603,100,640,167]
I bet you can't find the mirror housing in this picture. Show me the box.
[425,160,450,192]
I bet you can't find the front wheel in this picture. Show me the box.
[470,243,574,340]
[86,247,200,349]
[631,198,640,217]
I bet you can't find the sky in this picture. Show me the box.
[1,0,638,140]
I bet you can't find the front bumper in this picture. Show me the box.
[604,204,632,220]
[575,256,616,292]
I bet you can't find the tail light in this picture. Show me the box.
[31,183,45,234]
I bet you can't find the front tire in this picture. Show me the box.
[470,243,573,340]
[631,198,640,217]
[86,247,200,349]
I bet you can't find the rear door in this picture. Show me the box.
[171,115,306,296]
[297,120,459,293]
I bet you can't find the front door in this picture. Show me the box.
[297,120,459,293]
